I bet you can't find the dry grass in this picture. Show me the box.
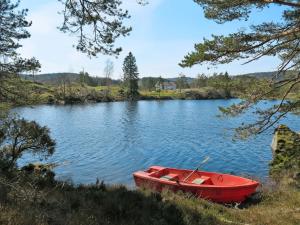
[0,170,299,225]
[232,184,300,225]
[158,182,300,225]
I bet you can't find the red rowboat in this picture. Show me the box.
[133,166,259,203]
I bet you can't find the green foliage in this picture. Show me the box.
[140,77,160,91]
[0,75,55,106]
[176,74,189,92]
[19,57,41,77]
[4,71,298,107]
[123,52,139,100]
[59,0,132,56]
[191,74,208,88]
[0,0,40,73]
[140,89,183,100]
[182,1,300,69]
[181,0,300,136]
[0,1,42,105]
[0,116,56,168]
[270,125,300,185]
[1,75,30,105]
[79,71,98,87]
[207,72,232,98]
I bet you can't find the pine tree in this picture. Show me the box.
[122,52,139,100]
[0,0,35,74]
[59,0,132,56]
[0,0,41,105]
[180,0,300,137]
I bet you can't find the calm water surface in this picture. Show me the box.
[15,100,300,186]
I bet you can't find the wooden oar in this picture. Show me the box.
[182,156,210,183]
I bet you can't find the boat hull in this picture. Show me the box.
[133,166,259,203]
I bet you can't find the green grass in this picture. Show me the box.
[287,92,300,100]
[1,77,237,106]
[140,87,221,99]
[140,89,185,99]
[4,76,300,107]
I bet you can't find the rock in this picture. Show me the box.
[270,125,300,185]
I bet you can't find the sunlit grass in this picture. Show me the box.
[0,169,299,225]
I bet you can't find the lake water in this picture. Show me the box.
[15,100,300,186]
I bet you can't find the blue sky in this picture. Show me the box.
[18,0,283,78]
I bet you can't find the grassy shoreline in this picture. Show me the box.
[1,78,299,225]
[4,77,299,108]
[2,78,235,107]
[0,169,299,225]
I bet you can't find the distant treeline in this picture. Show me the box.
[22,72,121,86]
[21,70,299,94]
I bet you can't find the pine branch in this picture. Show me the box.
[262,0,300,8]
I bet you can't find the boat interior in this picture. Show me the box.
[145,166,249,186]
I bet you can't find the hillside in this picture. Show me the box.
[22,73,81,84]
[237,71,278,79]
[23,71,298,86]
[236,70,298,79]
[22,73,121,86]
[165,77,195,84]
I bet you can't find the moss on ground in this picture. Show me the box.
[271,125,300,186]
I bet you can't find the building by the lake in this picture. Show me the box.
[155,81,177,90]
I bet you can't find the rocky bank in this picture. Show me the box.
[271,125,300,186]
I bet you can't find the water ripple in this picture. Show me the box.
[15,100,300,185]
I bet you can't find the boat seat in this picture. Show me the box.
[192,176,211,185]
[192,178,205,184]
[160,175,173,180]
[160,173,179,181]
